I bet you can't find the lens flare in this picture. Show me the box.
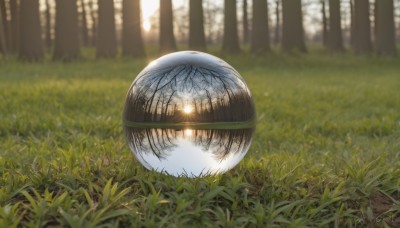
[183,105,193,114]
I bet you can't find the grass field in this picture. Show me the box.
[1,52,400,227]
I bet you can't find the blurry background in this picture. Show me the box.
[1,2,400,226]
[0,0,399,61]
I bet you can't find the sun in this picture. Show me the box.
[141,0,158,32]
[183,105,193,114]
[143,19,151,32]
[140,0,186,32]
[184,129,193,137]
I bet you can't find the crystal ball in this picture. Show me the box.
[123,51,255,177]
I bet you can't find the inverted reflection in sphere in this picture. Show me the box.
[123,51,256,177]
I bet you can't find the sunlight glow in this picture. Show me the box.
[184,129,193,137]
[141,0,158,32]
[147,59,157,67]
[183,105,193,114]
[140,0,186,32]
[143,19,151,32]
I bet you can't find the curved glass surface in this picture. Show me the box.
[123,51,255,177]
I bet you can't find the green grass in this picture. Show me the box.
[1,52,400,227]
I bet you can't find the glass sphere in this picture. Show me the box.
[123,51,255,177]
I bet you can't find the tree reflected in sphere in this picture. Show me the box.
[123,51,256,177]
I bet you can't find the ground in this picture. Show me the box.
[0,52,399,227]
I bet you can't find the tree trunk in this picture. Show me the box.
[159,0,176,53]
[0,3,7,55]
[353,0,371,54]
[281,0,306,52]
[222,0,240,53]
[274,0,280,45]
[189,0,206,50]
[89,0,97,46]
[0,0,9,50]
[122,0,145,57]
[321,0,328,47]
[350,0,356,50]
[350,0,355,48]
[45,0,52,48]
[251,0,270,54]
[375,0,396,55]
[80,0,89,47]
[53,0,80,61]
[10,0,18,52]
[374,0,377,44]
[97,0,117,58]
[19,0,43,61]
[242,0,249,44]
[328,0,344,52]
